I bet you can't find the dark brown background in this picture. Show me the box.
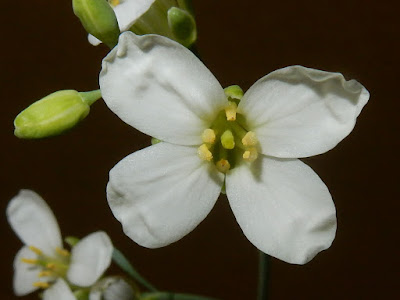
[1,0,399,299]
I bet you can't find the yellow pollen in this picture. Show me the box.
[109,0,120,7]
[243,147,258,162]
[46,263,56,270]
[242,131,258,146]
[33,281,50,289]
[38,271,52,277]
[216,159,231,173]
[21,258,38,264]
[29,245,42,255]
[202,129,216,144]
[197,144,213,161]
[225,101,237,121]
[55,247,70,257]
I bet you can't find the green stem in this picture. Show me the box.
[112,248,158,292]
[79,89,102,106]
[257,252,270,300]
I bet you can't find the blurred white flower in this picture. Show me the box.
[7,190,113,296]
[100,32,369,264]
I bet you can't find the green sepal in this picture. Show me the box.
[224,85,244,101]
[14,90,101,139]
[74,289,90,300]
[167,7,197,48]
[151,137,162,145]
[65,236,80,247]
[73,0,120,48]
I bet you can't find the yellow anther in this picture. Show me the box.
[38,271,52,277]
[197,144,213,161]
[55,247,70,257]
[109,0,120,7]
[46,263,56,270]
[216,159,231,173]
[202,129,216,144]
[243,148,258,162]
[29,245,42,255]
[33,281,50,289]
[221,130,235,149]
[242,131,258,146]
[21,258,39,264]
[225,101,237,121]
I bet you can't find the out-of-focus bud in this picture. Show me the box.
[90,277,139,300]
[167,7,197,48]
[73,0,120,48]
[14,90,101,139]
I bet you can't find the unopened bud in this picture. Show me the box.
[167,7,197,48]
[73,0,120,48]
[14,90,101,139]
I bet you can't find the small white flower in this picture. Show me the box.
[99,32,369,264]
[7,190,113,296]
[88,0,155,46]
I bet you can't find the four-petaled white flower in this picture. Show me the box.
[99,32,369,264]
[89,0,155,46]
[7,190,113,297]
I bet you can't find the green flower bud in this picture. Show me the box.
[14,90,101,139]
[167,7,197,48]
[73,0,120,48]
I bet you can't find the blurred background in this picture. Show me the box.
[1,0,398,299]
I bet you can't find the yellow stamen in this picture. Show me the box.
[202,129,216,144]
[21,258,38,264]
[243,148,258,162]
[38,271,52,277]
[33,281,50,289]
[242,131,258,146]
[29,245,42,255]
[221,130,235,149]
[216,159,231,173]
[46,263,56,270]
[109,0,120,7]
[55,247,70,257]
[197,144,213,161]
[225,101,237,121]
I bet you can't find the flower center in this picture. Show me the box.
[21,245,71,289]
[197,85,259,173]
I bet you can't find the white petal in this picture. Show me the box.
[100,32,227,145]
[107,142,224,248]
[7,190,62,255]
[13,246,40,296]
[88,34,102,46]
[67,231,113,287]
[239,65,370,158]
[113,0,156,31]
[43,279,76,300]
[226,156,336,264]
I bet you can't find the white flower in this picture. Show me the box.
[7,190,113,296]
[88,0,155,46]
[99,32,369,264]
